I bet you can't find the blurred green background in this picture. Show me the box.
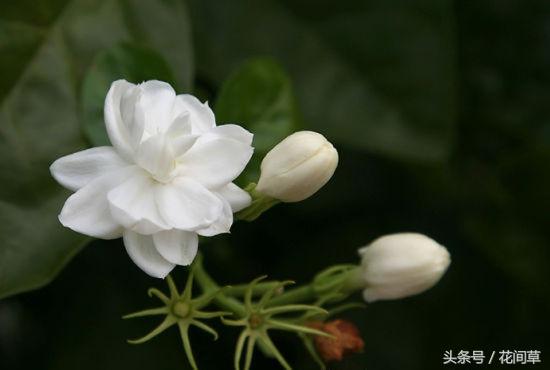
[1,0,549,369]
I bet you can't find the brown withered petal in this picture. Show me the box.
[308,319,365,362]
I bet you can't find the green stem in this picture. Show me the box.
[194,258,247,317]
[225,281,281,297]
[268,266,364,306]
[268,285,317,306]
[236,184,280,222]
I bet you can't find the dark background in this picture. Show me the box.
[1,0,549,369]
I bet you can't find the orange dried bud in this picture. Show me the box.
[308,319,364,362]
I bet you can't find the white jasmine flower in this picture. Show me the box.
[50,80,253,278]
[357,233,450,302]
[256,131,338,202]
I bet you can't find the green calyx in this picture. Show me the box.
[248,313,264,329]
[266,264,363,308]
[172,300,191,318]
[221,276,332,370]
[312,264,362,298]
[123,268,228,370]
[236,183,280,222]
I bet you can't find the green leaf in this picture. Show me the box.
[190,0,456,163]
[81,43,176,146]
[0,0,193,299]
[215,58,302,185]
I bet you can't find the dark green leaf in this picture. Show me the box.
[0,0,193,299]
[81,43,176,146]
[190,0,456,163]
[215,58,302,185]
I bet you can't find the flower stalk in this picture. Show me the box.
[236,183,280,222]
[193,255,247,317]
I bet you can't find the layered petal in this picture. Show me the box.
[165,113,199,157]
[108,169,171,235]
[136,80,177,135]
[152,230,198,265]
[134,134,176,183]
[196,197,233,237]
[155,177,223,230]
[123,230,175,278]
[58,166,139,239]
[50,146,128,191]
[120,85,145,148]
[216,183,251,212]
[166,111,192,137]
[104,80,141,160]
[173,95,215,134]
[178,134,253,188]
[171,134,199,158]
[211,124,253,145]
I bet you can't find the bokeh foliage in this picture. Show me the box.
[0,0,192,298]
[215,59,302,186]
[1,0,549,370]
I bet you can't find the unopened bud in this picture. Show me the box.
[256,131,338,202]
[358,233,450,302]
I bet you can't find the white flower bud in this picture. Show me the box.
[358,233,450,302]
[256,131,338,202]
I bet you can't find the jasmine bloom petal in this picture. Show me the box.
[50,146,128,191]
[173,94,216,134]
[58,166,138,239]
[155,177,223,230]
[195,197,233,237]
[152,230,198,266]
[107,169,171,235]
[178,134,253,188]
[124,230,175,278]
[216,183,252,212]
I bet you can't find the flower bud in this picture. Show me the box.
[358,233,450,302]
[256,131,338,202]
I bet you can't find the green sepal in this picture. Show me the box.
[124,267,231,370]
[298,333,326,370]
[236,183,280,222]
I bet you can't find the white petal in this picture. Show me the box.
[155,177,223,230]
[216,183,251,212]
[104,80,140,160]
[173,95,216,134]
[362,288,380,303]
[166,111,192,137]
[120,85,144,147]
[137,80,177,134]
[108,170,171,235]
[171,134,199,158]
[134,134,175,183]
[152,230,198,265]
[165,113,198,157]
[50,146,128,191]
[196,197,233,237]
[210,124,253,145]
[58,166,138,239]
[123,230,175,278]
[178,135,253,188]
